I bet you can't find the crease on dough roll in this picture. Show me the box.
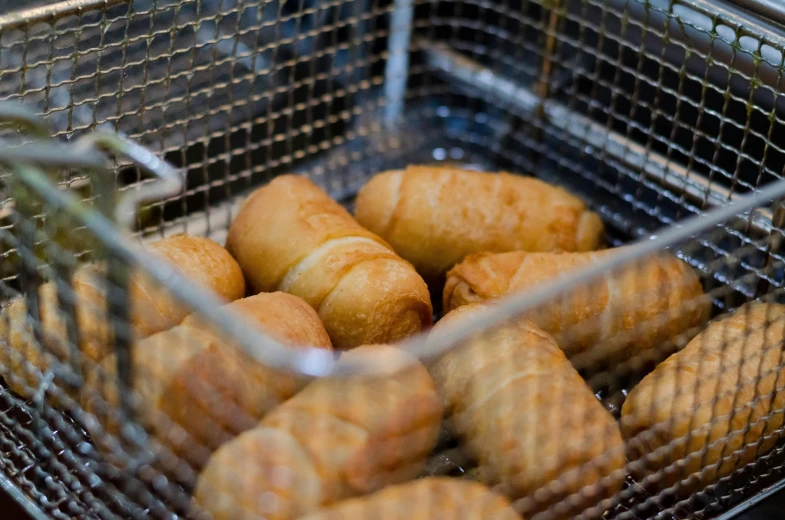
[297,477,522,520]
[428,304,626,520]
[225,174,432,349]
[0,234,245,402]
[443,248,709,370]
[279,237,383,293]
[81,292,332,476]
[194,345,444,520]
[353,166,605,283]
[621,302,785,492]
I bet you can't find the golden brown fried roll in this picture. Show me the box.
[194,345,443,520]
[225,174,432,349]
[0,234,245,400]
[353,166,604,283]
[298,477,522,520]
[621,302,785,491]
[82,292,332,473]
[132,234,246,336]
[443,248,709,370]
[429,304,626,519]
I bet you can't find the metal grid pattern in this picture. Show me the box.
[4,172,785,520]
[2,1,784,238]
[3,0,785,519]
[0,0,391,242]
[408,0,785,232]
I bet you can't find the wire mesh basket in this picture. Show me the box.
[5,0,785,519]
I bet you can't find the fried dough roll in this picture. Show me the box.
[353,166,604,283]
[0,234,245,399]
[429,304,626,519]
[622,303,785,491]
[444,249,709,370]
[298,478,521,520]
[225,174,432,349]
[82,292,332,473]
[194,345,443,520]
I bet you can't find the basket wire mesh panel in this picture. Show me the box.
[4,0,785,518]
[7,127,785,520]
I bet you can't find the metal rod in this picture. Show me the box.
[74,132,184,231]
[0,141,107,170]
[13,185,43,359]
[105,253,133,419]
[0,104,50,139]
[383,0,414,127]
[0,0,130,31]
[70,132,185,419]
[0,471,49,520]
[535,0,565,101]
[718,0,785,29]
[756,199,785,299]
[49,261,84,390]
[714,472,785,520]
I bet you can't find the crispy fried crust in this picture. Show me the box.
[82,292,332,473]
[443,248,709,369]
[429,304,626,519]
[225,174,432,348]
[299,477,522,520]
[194,345,443,520]
[354,166,604,282]
[622,303,785,491]
[0,234,245,400]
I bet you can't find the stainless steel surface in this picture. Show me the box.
[716,476,785,520]
[75,133,185,230]
[0,471,48,520]
[730,0,785,28]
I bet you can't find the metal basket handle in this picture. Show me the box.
[70,132,185,419]
[0,103,185,419]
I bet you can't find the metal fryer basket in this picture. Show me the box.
[5,0,785,519]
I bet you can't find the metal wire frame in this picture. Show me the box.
[408,0,785,209]
[0,117,781,520]
[1,0,780,240]
[7,129,785,520]
[5,0,785,518]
